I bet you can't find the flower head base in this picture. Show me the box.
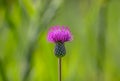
[47,25,72,43]
[47,25,73,58]
[54,42,66,57]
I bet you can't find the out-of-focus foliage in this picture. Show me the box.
[0,0,120,81]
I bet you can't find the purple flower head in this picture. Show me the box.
[47,25,72,43]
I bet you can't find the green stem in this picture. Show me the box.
[0,59,8,81]
[58,58,61,81]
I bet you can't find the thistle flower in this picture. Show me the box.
[47,25,73,81]
[47,25,72,57]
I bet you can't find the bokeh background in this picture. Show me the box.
[0,0,120,81]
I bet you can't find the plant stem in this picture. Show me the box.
[0,59,8,81]
[58,58,61,81]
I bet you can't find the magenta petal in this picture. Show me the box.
[47,25,73,43]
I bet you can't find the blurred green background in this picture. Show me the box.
[0,0,120,81]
